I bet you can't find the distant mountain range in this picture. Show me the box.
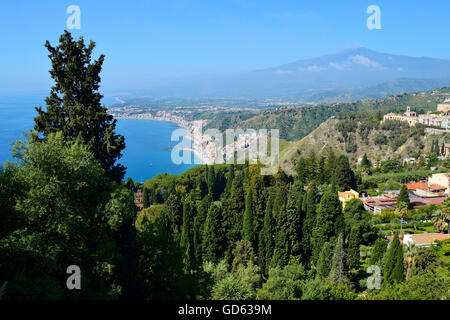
[136,47,450,103]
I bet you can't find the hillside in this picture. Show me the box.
[203,87,450,141]
[280,117,449,174]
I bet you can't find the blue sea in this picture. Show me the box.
[0,97,198,182]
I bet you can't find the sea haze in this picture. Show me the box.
[0,97,198,182]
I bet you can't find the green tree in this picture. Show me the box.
[202,202,226,263]
[300,182,317,265]
[316,242,333,278]
[241,188,255,244]
[33,31,125,182]
[332,155,356,191]
[258,208,273,275]
[397,185,411,209]
[329,234,348,286]
[370,238,387,266]
[181,195,197,272]
[347,227,361,271]
[311,187,342,264]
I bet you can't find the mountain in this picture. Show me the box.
[136,47,450,102]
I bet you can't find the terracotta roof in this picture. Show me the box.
[406,181,428,190]
[408,233,450,245]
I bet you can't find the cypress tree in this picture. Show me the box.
[301,182,317,265]
[193,194,212,264]
[242,188,255,244]
[316,241,333,278]
[383,233,400,285]
[329,234,348,286]
[347,227,361,271]
[258,194,274,275]
[397,184,411,209]
[333,155,356,191]
[202,202,225,263]
[143,187,150,208]
[34,31,125,182]
[225,171,245,248]
[391,242,404,283]
[286,186,301,257]
[370,238,387,266]
[251,176,266,241]
[311,187,342,264]
[180,196,196,271]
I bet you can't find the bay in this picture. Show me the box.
[0,97,198,182]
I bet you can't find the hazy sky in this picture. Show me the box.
[1,0,449,96]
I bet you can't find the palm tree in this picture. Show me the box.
[443,198,450,234]
[432,209,448,233]
[403,242,417,280]
[395,201,408,236]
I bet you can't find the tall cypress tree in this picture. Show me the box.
[301,182,317,265]
[347,227,361,271]
[223,171,245,259]
[181,196,196,271]
[391,242,404,283]
[370,238,387,266]
[242,188,255,244]
[286,186,301,257]
[193,194,212,264]
[316,241,333,278]
[329,233,348,286]
[143,187,150,208]
[311,187,342,264]
[34,31,125,182]
[333,155,356,191]
[202,202,225,263]
[383,233,400,285]
[397,184,411,209]
[258,195,274,275]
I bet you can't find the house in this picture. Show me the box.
[403,233,450,247]
[134,189,144,210]
[338,189,359,210]
[428,173,449,195]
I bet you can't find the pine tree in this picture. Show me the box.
[329,234,348,286]
[347,227,361,271]
[316,241,333,278]
[242,188,255,244]
[33,31,125,182]
[202,202,225,263]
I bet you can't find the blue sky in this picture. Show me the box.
[1,0,449,96]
